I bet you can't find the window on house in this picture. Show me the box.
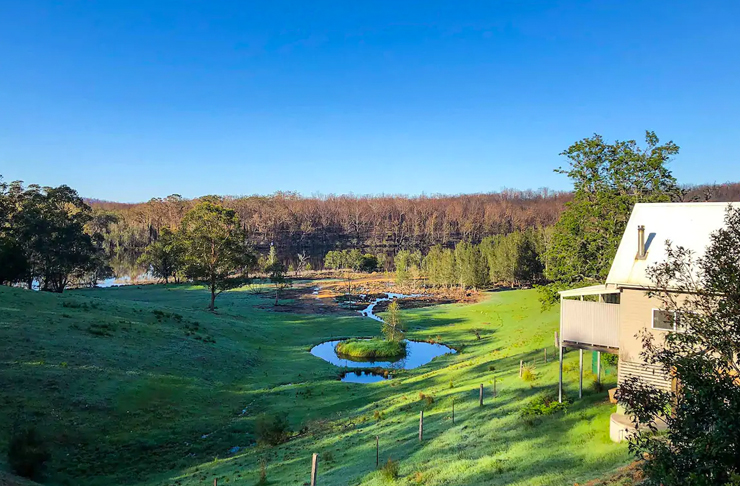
[603,293,620,304]
[652,309,686,332]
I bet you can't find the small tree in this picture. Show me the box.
[265,254,291,305]
[296,251,309,275]
[179,200,255,311]
[382,300,405,342]
[617,205,740,485]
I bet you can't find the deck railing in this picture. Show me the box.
[560,299,620,349]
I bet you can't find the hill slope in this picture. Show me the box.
[0,284,630,485]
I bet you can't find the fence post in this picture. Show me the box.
[544,348,547,363]
[493,376,497,398]
[452,398,455,424]
[479,384,484,407]
[375,436,379,467]
[311,453,319,486]
[554,331,559,348]
[214,479,218,486]
[579,349,583,399]
[519,359,523,378]
[419,411,424,441]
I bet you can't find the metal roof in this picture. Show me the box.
[606,202,737,288]
[559,284,620,297]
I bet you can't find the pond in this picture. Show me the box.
[311,292,456,382]
[310,339,456,371]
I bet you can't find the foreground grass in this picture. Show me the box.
[336,338,407,360]
[0,284,629,485]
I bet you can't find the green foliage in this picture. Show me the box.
[394,250,422,285]
[0,177,110,291]
[335,338,407,359]
[359,253,379,272]
[264,245,291,305]
[454,241,489,289]
[178,200,256,310]
[137,227,185,284]
[422,245,457,287]
[541,131,681,306]
[617,206,740,486]
[382,300,405,342]
[380,457,400,481]
[323,249,365,271]
[603,353,619,367]
[519,393,567,420]
[521,365,537,382]
[255,413,290,446]
[8,426,51,479]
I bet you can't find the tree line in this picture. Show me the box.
[395,228,546,288]
[0,179,113,291]
[88,189,572,268]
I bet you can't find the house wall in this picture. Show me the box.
[617,288,672,392]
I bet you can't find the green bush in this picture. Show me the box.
[380,457,400,482]
[591,378,605,393]
[255,413,290,446]
[603,353,619,367]
[521,365,536,382]
[7,427,51,479]
[519,393,567,421]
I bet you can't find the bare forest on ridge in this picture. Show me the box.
[89,183,740,271]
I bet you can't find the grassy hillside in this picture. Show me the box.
[0,284,630,485]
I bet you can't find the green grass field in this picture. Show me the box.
[0,283,630,485]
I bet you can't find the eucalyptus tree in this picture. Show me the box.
[540,131,682,306]
[179,200,255,310]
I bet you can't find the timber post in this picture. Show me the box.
[311,453,318,486]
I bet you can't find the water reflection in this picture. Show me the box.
[310,339,455,370]
[340,370,389,384]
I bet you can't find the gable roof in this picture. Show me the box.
[606,202,737,288]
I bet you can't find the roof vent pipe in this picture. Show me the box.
[636,225,646,260]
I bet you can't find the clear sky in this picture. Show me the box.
[1,1,739,202]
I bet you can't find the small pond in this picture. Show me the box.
[310,291,457,382]
[310,339,456,370]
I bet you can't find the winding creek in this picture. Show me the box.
[310,292,456,383]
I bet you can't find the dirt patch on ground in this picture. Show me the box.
[256,273,480,316]
[576,462,644,485]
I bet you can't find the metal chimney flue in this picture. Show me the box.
[636,225,646,259]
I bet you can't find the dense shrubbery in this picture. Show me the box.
[7,427,51,479]
[519,393,567,422]
[255,413,290,446]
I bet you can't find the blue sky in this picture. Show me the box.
[1,1,739,202]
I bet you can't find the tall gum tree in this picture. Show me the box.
[179,200,255,311]
[540,131,681,306]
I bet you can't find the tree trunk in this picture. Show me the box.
[275,288,279,306]
[209,282,216,311]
